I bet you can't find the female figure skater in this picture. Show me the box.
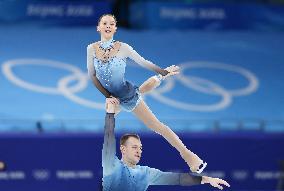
[87,14,207,173]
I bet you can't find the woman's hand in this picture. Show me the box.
[106,96,120,105]
[105,96,120,113]
[201,176,230,190]
[163,65,180,79]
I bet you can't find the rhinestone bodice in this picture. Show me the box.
[87,39,166,97]
[93,55,127,91]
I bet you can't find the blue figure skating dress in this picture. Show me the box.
[87,39,167,111]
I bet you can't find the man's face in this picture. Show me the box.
[121,137,142,166]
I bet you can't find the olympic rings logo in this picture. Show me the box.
[32,169,50,180]
[2,59,259,112]
[152,61,259,111]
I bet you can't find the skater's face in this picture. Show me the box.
[121,137,143,166]
[97,15,117,40]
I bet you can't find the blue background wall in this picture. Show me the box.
[1,133,284,191]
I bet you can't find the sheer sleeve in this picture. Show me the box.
[147,167,180,185]
[147,167,202,186]
[179,173,202,186]
[102,113,116,176]
[87,43,111,98]
[120,43,169,76]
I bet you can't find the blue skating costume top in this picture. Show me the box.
[102,113,202,191]
[87,39,168,111]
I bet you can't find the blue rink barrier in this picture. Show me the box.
[129,2,284,30]
[0,133,283,191]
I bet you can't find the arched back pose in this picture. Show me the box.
[87,14,207,173]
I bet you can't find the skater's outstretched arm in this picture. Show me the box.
[102,103,116,176]
[148,168,230,189]
[87,43,112,98]
[148,167,202,186]
[119,43,169,76]
[201,176,230,190]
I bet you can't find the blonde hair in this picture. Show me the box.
[120,134,140,146]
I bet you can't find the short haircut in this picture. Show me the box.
[120,134,140,146]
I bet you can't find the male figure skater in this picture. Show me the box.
[102,102,230,191]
